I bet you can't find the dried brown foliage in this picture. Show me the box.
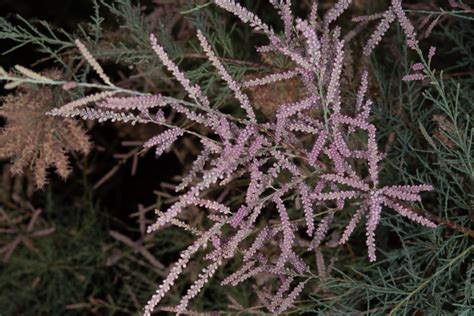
[0,83,91,188]
[245,73,308,120]
[245,52,309,120]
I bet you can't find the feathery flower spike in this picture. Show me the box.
[197,30,256,122]
[75,39,112,85]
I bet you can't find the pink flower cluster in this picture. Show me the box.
[57,0,438,314]
[140,0,437,313]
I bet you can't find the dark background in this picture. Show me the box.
[0,0,92,68]
[0,0,182,220]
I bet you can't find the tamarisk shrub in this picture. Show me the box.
[48,0,438,314]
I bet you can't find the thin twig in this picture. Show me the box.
[183,53,271,69]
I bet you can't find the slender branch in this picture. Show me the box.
[183,53,272,69]
[400,202,474,237]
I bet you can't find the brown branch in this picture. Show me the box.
[426,212,474,238]
[183,53,271,69]
[401,202,474,238]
